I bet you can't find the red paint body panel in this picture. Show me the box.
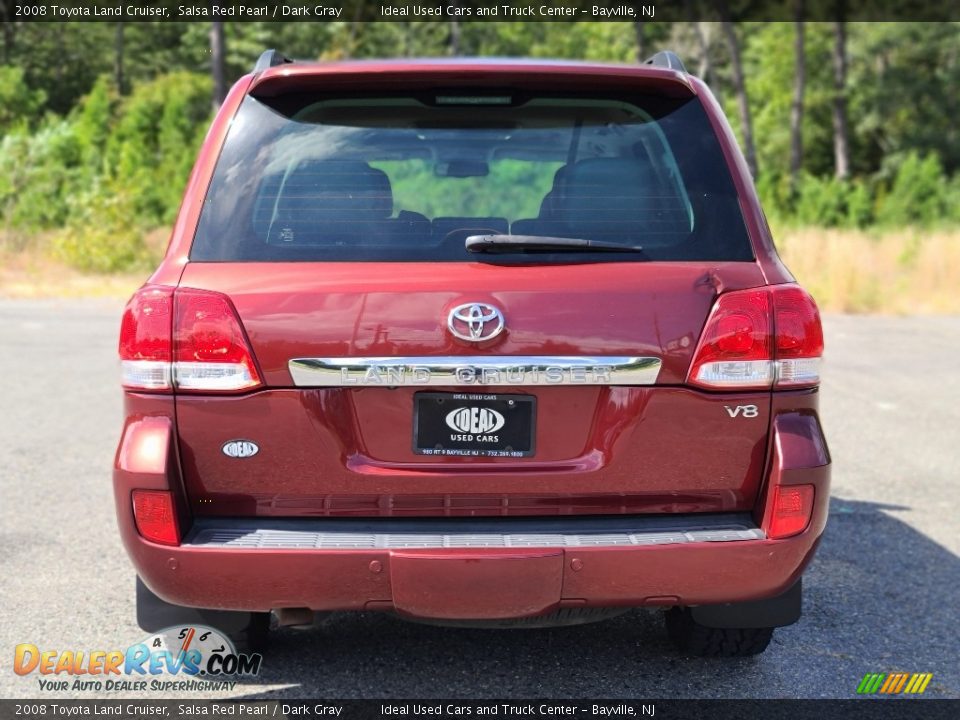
[115,59,830,619]
[116,393,829,616]
[174,261,771,517]
[175,386,769,517]
[178,261,766,387]
[390,551,564,619]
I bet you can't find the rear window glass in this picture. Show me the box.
[190,91,753,263]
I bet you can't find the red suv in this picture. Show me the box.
[115,51,829,657]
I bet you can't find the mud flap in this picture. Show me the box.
[689,578,802,629]
[136,576,258,635]
[389,551,563,620]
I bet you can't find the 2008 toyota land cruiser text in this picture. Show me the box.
[115,51,829,657]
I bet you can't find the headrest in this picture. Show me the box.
[539,165,571,218]
[277,160,393,221]
[555,158,667,235]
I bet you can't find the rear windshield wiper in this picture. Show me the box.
[465,234,646,256]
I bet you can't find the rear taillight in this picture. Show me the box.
[174,288,262,391]
[768,484,815,539]
[120,286,174,390]
[688,284,823,390]
[119,286,261,393]
[132,490,180,545]
[773,286,824,387]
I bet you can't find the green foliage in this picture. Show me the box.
[52,183,150,273]
[0,65,47,135]
[946,176,960,224]
[4,20,960,274]
[739,23,835,181]
[764,175,876,230]
[374,159,563,220]
[106,71,212,225]
[721,22,959,226]
[0,119,83,229]
[876,153,948,228]
[794,175,849,228]
[2,71,211,271]
[845,181,874,229]
[73,76,113,172]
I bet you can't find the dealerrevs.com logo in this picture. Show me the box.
[14,625,262,693]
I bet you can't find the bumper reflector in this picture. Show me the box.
[132,490,180,546]
[769,485,815,539]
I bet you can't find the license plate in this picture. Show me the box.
[413,392,536,458]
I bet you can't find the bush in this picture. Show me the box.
[773,175,876,229]
[0,65,47,135]
[876,152,948,227]
[3,71,212,271]
[845,181,874,229]
[107,72,212,225]
[754,173,793,224]
[53,182,150,273]
[0,119,83,229]
[794,175,848,227]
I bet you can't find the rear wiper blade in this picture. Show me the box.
[465,234,646,256]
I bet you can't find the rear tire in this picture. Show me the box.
[665,607,774,657]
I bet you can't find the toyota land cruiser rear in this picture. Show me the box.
[114,51,830,657]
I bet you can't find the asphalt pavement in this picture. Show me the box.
[1,299,957,699]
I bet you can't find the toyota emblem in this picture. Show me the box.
[447,303,505,343]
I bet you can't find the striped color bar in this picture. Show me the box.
[857,672,932,694]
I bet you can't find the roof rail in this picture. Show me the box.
[643,51,686,73]
[253,49,292,73]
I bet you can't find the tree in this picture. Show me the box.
[790,8,805,192]
[691,22,716,90]
[831,12,850,179]
[449,20,461,56]
[1,0,16,63]
[634,21,645,61]
[720,19,758,178]
[210,16,226,109]
[449,1,461,55]
[114,22,125,94]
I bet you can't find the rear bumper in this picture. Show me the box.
[114,407,830,619]
[129,515,822,618]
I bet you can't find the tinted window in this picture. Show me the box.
[191,92,753,263]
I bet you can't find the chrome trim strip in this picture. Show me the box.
[187,527,764,550]
[288,356,661,387]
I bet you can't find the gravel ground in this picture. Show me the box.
[1,300,957,700]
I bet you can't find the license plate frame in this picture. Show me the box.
[413,392,536,458]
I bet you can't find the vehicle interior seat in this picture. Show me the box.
[513,158,690,242]
[261,160,429,247]
[510,165,570,236]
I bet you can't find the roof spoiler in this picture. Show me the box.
[254,49,686,76]
[249,57,696,99]
[253,49,292,73]
[643,51,686,73]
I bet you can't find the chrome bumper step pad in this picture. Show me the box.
[186,526,764,550]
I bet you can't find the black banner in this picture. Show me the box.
[1,700,959,720]
[5,0,960,23]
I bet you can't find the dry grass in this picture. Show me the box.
[775,228,960,314]
[0,231,148,299]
